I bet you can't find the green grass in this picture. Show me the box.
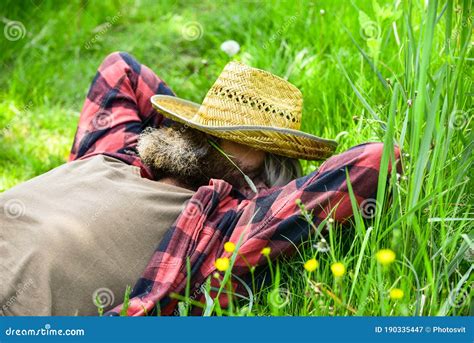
[1,0,472,316]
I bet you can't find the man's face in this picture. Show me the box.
[137,124,265,190]
[219,140,266,176]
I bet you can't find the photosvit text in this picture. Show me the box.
[374,326,467,334]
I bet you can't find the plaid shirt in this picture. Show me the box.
[69,52,400,316]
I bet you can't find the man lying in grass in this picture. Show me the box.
[0,52,399,316]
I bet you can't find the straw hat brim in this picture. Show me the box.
[151,95,338,160]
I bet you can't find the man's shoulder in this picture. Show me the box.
[2,155,139,195]
[67,154,141,175]
[35,154,141,181]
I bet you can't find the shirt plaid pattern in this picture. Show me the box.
[69,52,400,316]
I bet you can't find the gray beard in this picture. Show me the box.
[136,125,261,190]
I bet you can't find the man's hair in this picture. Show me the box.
[137,124,303,190]
[263,154,302,187]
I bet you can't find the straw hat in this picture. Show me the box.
[151,61,337,160]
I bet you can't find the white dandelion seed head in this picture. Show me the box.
[313,240,330,253]
[220,40,240,57]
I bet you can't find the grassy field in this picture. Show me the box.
[1,0,472,316]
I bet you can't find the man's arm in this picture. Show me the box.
[105,142,400,316]
[68,51,174,178]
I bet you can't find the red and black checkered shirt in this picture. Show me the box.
[69,52,400,316]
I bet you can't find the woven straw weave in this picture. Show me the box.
[151,61,337,160]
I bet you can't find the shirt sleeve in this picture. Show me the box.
[68,52,174,178]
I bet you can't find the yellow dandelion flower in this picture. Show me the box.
[331,262,346,277]
[304,258,319,272]
[376,249,396,266]
[214,257,230,272]
[261,247,271,257]
[224,241,236,253]
[389,288,404,300]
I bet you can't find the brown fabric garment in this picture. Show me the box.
[0,155,194,316]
